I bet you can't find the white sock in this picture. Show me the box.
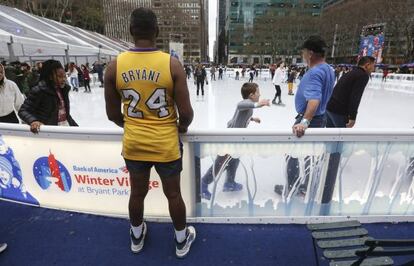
[175,227,187,243]
[131,223,143,238]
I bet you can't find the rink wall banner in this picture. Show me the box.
[0,124,195,218]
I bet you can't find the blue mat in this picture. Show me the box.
[0,200,413,266]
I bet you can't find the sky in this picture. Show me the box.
[208,0,217,59]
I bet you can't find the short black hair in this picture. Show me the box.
[241,82,258,99]
[358,56,375,66]
[302,36,328,57]
[130,8,159,40]
[21,62,30,69]
[40,59,63,87]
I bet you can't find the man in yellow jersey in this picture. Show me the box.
[104,8,194,258]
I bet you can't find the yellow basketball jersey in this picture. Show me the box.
[116,49,179,162]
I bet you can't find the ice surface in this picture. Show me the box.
[69,74,414,129]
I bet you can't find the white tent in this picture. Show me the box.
[0,4,132,65]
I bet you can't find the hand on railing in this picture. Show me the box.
[346,120,355,128]
[292,123,307,138]
[30,121,43,134]
[178,124,188,133]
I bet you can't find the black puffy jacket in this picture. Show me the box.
[18,81,78,126]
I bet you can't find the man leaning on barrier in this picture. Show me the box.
[275,36,335,196]
[291,36,335,137]
[326,56,375,128]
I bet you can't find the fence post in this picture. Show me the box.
[7,36,17,62]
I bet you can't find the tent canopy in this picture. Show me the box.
[0,4,132,63]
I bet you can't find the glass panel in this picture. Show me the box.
[197,141,414,217]
[330,142,414,216]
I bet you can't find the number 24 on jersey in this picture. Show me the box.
[121,88,170,119]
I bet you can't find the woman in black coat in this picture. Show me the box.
[18,60,78,134]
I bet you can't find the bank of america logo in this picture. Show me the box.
[33,151,71,192]
[119,166,129,174]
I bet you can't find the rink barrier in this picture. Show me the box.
[0,123,414,224]
[367,73,414,94]
[207,68,414,88]
[370,73,414,81]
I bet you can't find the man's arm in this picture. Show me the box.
[292,99,320,137]
[171,57,193,133]
[104,59,124,128]
[303,99,320,121]
[293,71,323,137]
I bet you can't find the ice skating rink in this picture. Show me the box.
[70,73,414,129]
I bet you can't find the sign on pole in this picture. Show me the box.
[169,42,184,65]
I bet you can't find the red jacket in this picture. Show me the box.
[82,69,90,80]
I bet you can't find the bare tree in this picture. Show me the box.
[0,0,25,8]
[320,0,414,63]
[373,0,414,62]
[1,0,104,33]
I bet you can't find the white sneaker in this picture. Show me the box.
[175,226,196,259]
[130,222,147,253]
[0,243,7,253]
